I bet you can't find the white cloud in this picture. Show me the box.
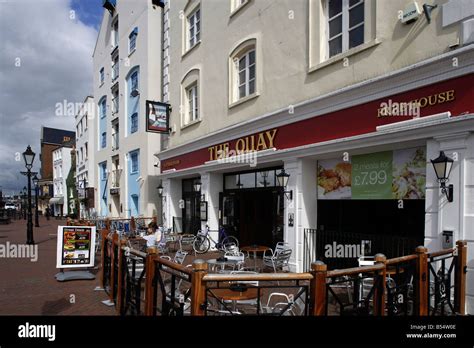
[0,0,98,193]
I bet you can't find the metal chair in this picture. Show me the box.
[224,251,246,270]
[262,292,306,316]
[263,243,292,273]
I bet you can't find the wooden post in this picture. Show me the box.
[109,232,118,302]
[105,218,110,230]
[191,259,208,316]
[130,216,136,232]
[374,253,387,316]
[100,229,109,289]
[116,241,124,315]
[144,249,158,316]
[455,240,467,314]
[310,261,327,316]
[415,246,428,315]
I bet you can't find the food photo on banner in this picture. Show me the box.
[317,147,426,200]
[146,100,169,134]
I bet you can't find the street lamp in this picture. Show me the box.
[32,174,40,227]
[20,145,37,245]
[22,186,27,220]
[430,151,454,202]
[276,169,293,200]
[157,184,163,196]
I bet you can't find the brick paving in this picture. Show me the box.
[0,216,115,315]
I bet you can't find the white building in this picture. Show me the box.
[51,145,73,216]
[92,0,164,218]
[75,96,96,219]
[155,0,474,313]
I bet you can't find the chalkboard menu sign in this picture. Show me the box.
[56,226,96,268]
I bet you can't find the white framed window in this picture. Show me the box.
[99,67,104,85]
[187,7,200,50]
[129,27,138,53]
[327,0,364,58]
[186,84,199,123]
[237,49,256,100]
[112,18,119,49]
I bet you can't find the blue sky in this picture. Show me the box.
[71,0,104,30]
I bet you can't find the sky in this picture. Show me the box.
[0,0,104,195]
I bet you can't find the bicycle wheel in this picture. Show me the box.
[193,236,210,254]
[221,236,239,250]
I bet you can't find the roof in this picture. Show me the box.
[41,127,75,145]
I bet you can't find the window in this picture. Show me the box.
[112,55,119,81]
[187,84,199,122]
[130,152,139,173]
[130,71,138,92]
[101,132,107,149]
[100,98,107,118]
[187,8,200,50]
[130,113,138,133]
[101,163,107,180]
[112,87,119,114]
[84,115,88,129]
[100,67,104,85]
[327,0,364,58]
[129,27,138,53]
[112,122,119,149]
[85,142,88,160]
[237,49,256,99]
[112,19,119,48]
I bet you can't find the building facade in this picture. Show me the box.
[93,0,164,218]
[38,127,75,214]
[75,96,96,218]
[155,0,474,312]
[51,145,73,216]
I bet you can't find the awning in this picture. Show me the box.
[49,197,64,205]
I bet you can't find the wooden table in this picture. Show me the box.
[211,287,261,312]
[241,245,271,270]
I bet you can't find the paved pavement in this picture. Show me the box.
[0,216,115,315]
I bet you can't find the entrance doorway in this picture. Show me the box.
[220,168,284,247]
[182,178,201,235]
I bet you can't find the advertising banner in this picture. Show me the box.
[56,226,96,268]
[352,151,393,199]
[317,147,426,200]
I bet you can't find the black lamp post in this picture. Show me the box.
[276,169,293,200]
[81,177,88,219]
[20,145,37,245]
[32,174,40,227]
[430,151,454,202]
[22,186,27,220]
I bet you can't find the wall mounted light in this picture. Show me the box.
[430,151,454,202]
[276,169,293,200]
[193,180,202,193]
[157,184,163,196]
[423,3,438,23]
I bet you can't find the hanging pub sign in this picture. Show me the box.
[56,226,96,268]
[146,100,170,134]
[317,147,426,200]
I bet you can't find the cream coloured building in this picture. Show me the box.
[156,0,474,312]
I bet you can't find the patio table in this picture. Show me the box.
[241,245,271,270]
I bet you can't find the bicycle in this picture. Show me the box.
[192,225,239,254]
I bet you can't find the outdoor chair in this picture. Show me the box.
[224,251,246,270]
[263,242,292,273]
[262,292,306,316]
